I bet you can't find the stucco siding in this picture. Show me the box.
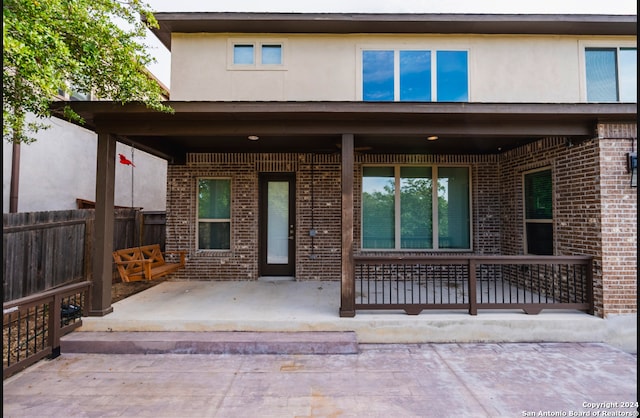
[169,33,636,102]
[2,115,168,213]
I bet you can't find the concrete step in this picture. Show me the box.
[60,331,359,355]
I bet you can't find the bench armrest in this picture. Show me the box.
[112,258,154,280]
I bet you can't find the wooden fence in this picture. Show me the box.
[3,209,166,302]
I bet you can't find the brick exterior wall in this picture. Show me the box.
[166,153,343,281]
[597,124,637,317]
[499,126,637,317]
[165,125,637,317]
[167,155,260,280]
[499,137,604,256]
[297,154,343,280]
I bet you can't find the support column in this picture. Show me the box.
[340,133,356,317]
[89,132,116,316]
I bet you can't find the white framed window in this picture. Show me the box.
[361,165,471,250]
[197,178,231,250]
[580,41,637,102]
[228,39,286,70]
[523,167,553,255]
[360,48,469,102]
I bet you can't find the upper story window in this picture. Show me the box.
[261,44,283,64]
[57,85,93,101]
[362,49,468,102]
[362,165,471,251]
[229,40,285,69]
[585,46,637,102]
[233,44,255,64]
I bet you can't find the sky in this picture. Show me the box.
[142,0,637,88]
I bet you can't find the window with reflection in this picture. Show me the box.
[524,168,553,255]
[362,49,468,102]
[585,47,637,102]
[362,166,470,250]
[197,178,231,250]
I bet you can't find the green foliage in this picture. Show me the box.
[3,0,172,143]
[198,179,231,219]
[362,180,395,248]
[400,177,433,248]
[362,176,450,249]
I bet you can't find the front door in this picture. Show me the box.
[259,173,295,277]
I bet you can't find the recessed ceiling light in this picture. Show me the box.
[427,135,439,141]
[248,135,259,141]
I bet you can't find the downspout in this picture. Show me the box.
[9,139,20,213]
[9,81,24,214]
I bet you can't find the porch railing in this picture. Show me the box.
[353,255,593,315]
[3,281,91,379]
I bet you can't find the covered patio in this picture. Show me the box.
[50,100,636,320]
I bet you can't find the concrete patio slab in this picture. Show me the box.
[77,280,637,354]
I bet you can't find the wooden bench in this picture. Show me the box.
[112,244,186,282]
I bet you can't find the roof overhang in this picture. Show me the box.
[50,101,637,164]
[149,13,638,50]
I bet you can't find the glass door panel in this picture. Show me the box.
[267,181,289,264]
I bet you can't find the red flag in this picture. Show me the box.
[119,154,135,167]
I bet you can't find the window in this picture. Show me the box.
[585,47,637,102]
[261,44,282,64]
[69,90,91,101]
[57,84,93,101]
[362,49,468,102]
[436,51,469,102]
[362,166,470,250]
[197,179,231,250]
[233,44,254,65]
[230,41,284,68]
[523,168,553,255]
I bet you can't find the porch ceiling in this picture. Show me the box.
[51,101,638,164]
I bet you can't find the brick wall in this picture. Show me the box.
[296,154,342,280]
[164,129,637,317]
[167,155,259,280]
[500,137,604,312]
[597,124,637,317]
[166,153,343,281]
[499,126,638,317]
[167,153,504,282]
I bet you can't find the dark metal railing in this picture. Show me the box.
[3,281,91,379]
[353,255,593,315]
